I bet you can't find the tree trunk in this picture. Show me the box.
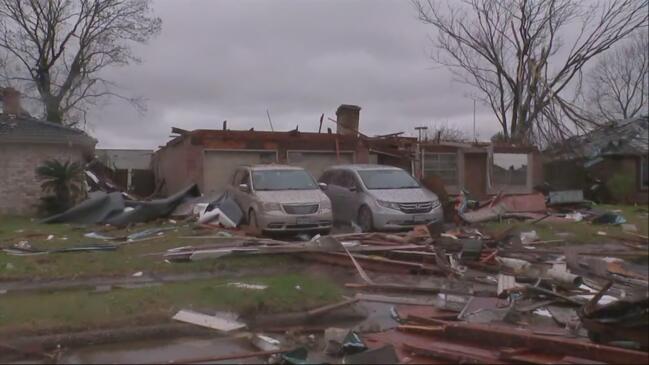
[44,98,63,124]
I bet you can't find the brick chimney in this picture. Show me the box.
[336,104,361,136]
[0,87,23,116]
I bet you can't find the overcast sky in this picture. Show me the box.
[91,0,498,149]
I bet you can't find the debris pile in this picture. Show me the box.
[454,189,641,228]
[6,183,647,364]
[155,223,648,363]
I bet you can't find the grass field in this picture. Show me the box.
[0,217,343,335]
[0,274,341,336]
[0,217,298,280]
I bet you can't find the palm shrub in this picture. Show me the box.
[606,172,635,204]
[35,159,86,215]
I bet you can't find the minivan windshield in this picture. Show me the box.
[252,170,318,191]
[358,169,420,189]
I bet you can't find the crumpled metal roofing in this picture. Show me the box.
[550,115,648,160]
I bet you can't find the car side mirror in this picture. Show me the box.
[318,182,328,190]
[349,185,357,192]
[239,183,250,193]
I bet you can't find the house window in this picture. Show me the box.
[492,153,528,186]
[424,153,458,186]
[642,155,648,189]
[259,152,277,164]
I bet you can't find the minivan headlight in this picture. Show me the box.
[262,202,282,211]
[377,200,400,210]
[431,200,441,209]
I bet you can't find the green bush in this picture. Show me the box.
[35,159,85,215]
[606,172,635,203]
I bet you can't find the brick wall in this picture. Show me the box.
[152,138,203,196]
[0,143,87,215]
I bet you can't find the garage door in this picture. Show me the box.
[203,150,277,195]
[286,151,354,180]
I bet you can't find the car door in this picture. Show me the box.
[231,168,252,214]
[323,170,345,221]
[327,170,354,222]
[228,168,242,202]
[339,171,363,221]
[238,169,254,213]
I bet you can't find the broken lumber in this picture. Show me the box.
[172,310,245,333]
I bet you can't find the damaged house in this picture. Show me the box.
[152,103,544,200]
[0,88,96,215]
[95,149,155,197]
[152,105,414,196]
[421,141,544,200]
[544,116,649,204]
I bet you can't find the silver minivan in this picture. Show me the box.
[227,165,333,234]
[319,164,443,232]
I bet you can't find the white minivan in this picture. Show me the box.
[227,165,333,234]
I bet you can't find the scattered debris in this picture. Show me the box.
[3,243,118,256]
[548,190,585,205]
[227,282,268,290]
[593,211,627,225]
[41,184,200,226]
[198,191,243,227]
[126,227,175,242]
[172,310,246,333]
[4,168,648,364]
[565,211,585,221]
[520,230,539,244]
[251,334,281,351]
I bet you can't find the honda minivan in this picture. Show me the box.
[319,164,443,231]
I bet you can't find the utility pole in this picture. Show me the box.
[414,126,428,179]
[415,126,428,142]
[266,109,275,132]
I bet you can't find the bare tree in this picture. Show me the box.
[587,30,648,122]
[413,0,648,144]
[0,0,161,125]
[426,123,470,142]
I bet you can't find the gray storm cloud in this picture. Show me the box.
[89,0,498,148]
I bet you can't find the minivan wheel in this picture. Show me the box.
[358,206,374,233]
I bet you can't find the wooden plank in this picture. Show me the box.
[355,293,438,306]
[172,310,245,333]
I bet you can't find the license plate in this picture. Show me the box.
[296,217,310,225]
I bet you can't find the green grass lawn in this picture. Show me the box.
[0,274,341,336]
[0,217,345,336]
[0,216,299,280]
[483,204,648,244]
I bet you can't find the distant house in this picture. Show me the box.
[421,141,543,200]
[0,87,96,215]
[544,116,648,203]
[95,149,154,197]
